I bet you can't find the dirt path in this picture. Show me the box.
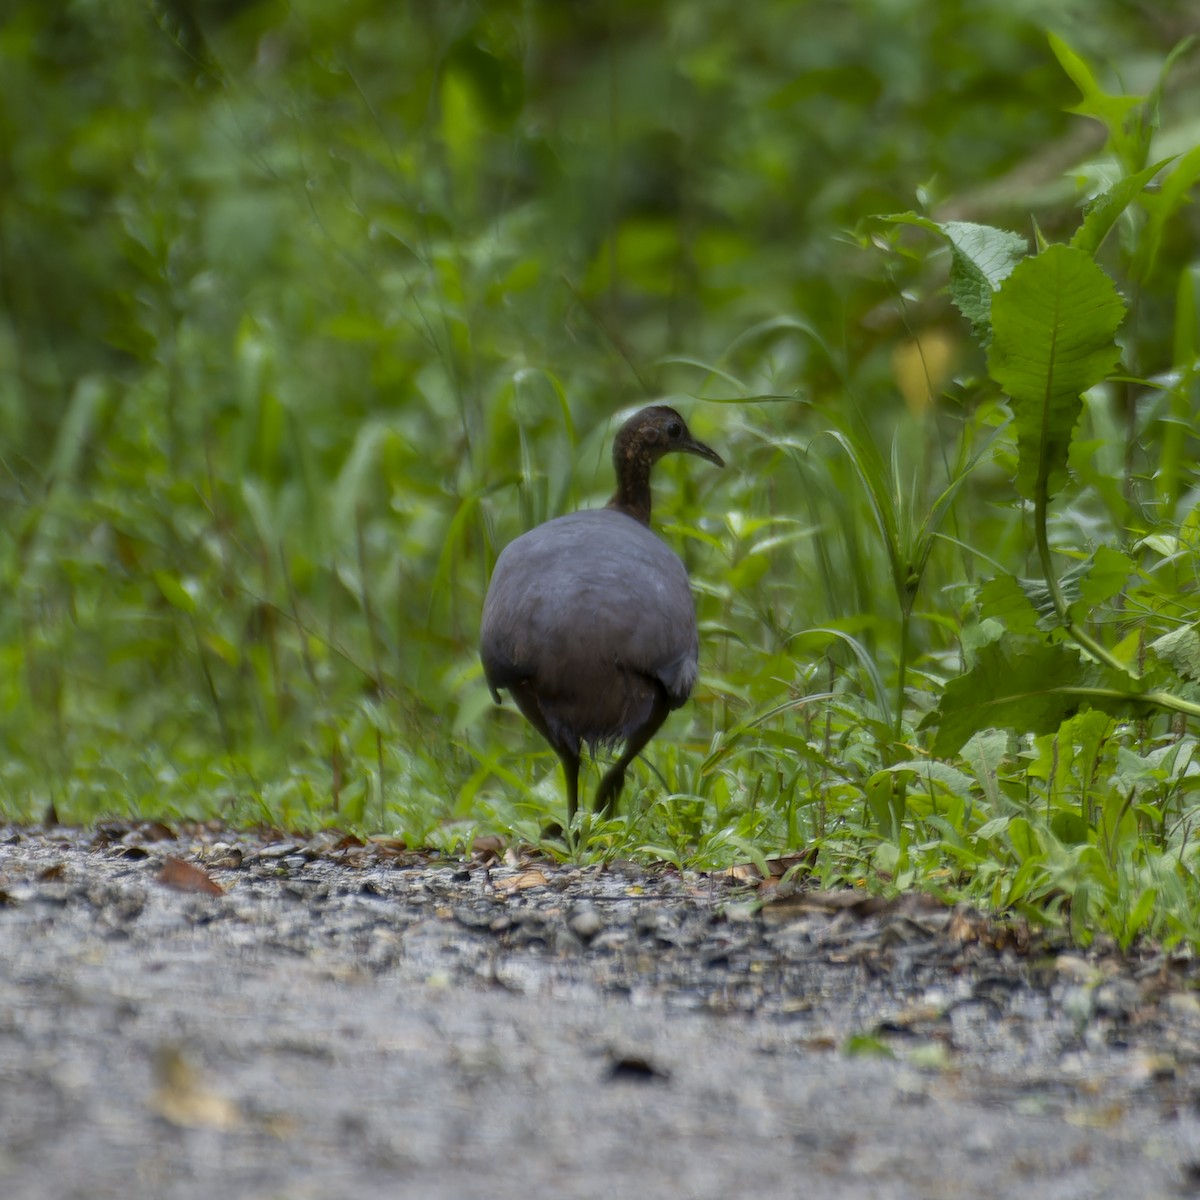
[2,825,1199,1199]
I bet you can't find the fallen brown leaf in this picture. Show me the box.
[367,835,409,858]
[150,1044,240,1130]
[724,862,763,883]
[495,868,549,893]
[158,857,223,895]
[138,821,177,842]
[947,905,984,944]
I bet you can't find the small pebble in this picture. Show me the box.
[1093,979,1140,1020]
[1163,992,1200,1020]
[1055,954,1100,985]
[1062,985,1094,1026]
[635,908,666,935]
[208,843,244,869]
[570,906,604,940]
[256,842,301,860]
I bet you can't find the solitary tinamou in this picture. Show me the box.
[480,406,724,822]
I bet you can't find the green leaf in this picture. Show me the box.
[1008,548,1133,631]
[1070,159,1172,257]
[977,574,1041,636]
[923,635,1142,757]
[1135,145,1200,281]
[1077,545,1134,606]
[1050,811,1090,844]
[882,759,976,796]
[961,730,1009,808]
[976,815,1011,840]
[1022,573,1078,631]
[47,377,112,485]
[154,571,198,614]
[883,215,1027,339]
[1124,886,1158,946]
[982,566,1085,632]
[940,221,1029,339]
[1149,624,1200,681]
[841,1034,895,1059]
[1048,32,1142,140]
[987,244,1125,499]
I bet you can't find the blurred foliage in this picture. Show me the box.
[5,0,1200,943]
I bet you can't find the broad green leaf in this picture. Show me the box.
[1070,159,1171,257]
[1149,623,1200,681]
[1029,709,1114,816]
[940,221,1029,339]
[987,244,1125,499]
[1100,788,1138,852]
[1050,811,1090,844]
[961,730,1008,808]
[1077,545,1134,606]
[976,815,1011,840]
[1005,816,1039,863]
[1023,575,1078,631]
[982,565,1084,632]
[883,214,1026,339]
[923,635,1142,756]
[1003,549,1132,633]
[1067,708,1117,775]
[977,573,1040,636]
[882,759,976,796]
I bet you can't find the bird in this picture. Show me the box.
[480,405,724,823]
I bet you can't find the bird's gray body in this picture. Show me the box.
[480,508,698,753]
[480,404,721,821]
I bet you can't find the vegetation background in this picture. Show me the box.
[4,0,1200,945]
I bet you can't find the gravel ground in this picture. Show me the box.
[3,823,1200,1199]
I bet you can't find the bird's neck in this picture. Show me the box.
[606,457,653,525]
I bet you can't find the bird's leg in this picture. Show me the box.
[559,745,581,825]
[509,682,582,831]
[593,693,670,817]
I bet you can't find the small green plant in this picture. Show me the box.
[861,35,1200,946]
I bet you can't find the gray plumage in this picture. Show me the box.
[481,508,698,747]
[480,406,723,822]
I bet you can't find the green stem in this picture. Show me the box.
[1032,426,1200,721]
[1034,467,1132,677]
[895,603,910,746]
[1031,683,1200,721]
[1143,690,1200,720]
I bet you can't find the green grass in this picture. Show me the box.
[4,3,1200,949]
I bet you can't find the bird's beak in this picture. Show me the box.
[682,435,725,469]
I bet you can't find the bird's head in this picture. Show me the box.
[613,406,725,473]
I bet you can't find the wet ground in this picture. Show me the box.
[3,823,1200,1199]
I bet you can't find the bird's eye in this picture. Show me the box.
[667,420,682,439]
